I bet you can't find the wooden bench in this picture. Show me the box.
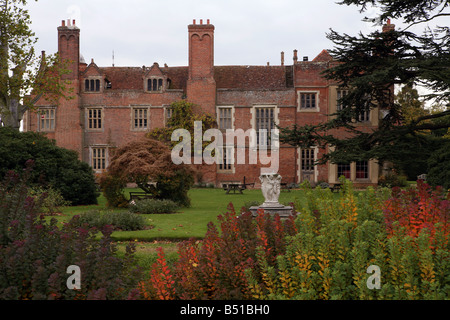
[129,191,154,201]
[222,182,245,194]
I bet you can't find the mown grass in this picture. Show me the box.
[60,187,306,241]
[55,185,368,269]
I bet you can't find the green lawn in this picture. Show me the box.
[60,187,306,242]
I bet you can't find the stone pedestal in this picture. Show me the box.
[249,203,296,219]
[248,172,298,219]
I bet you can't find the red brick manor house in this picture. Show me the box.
[24,19,391,188]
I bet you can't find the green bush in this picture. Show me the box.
[0,127,98,205]
[28,186,71,215]
[72,210,148,231]
[378,172,408,188]
[153,170,194,207]
[129,199,179,214]
[98,172,129,208]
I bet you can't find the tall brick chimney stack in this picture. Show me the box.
[186,19,216,113]
[57,19,80,80]
[382,19,395,32]
[55,19,82,159]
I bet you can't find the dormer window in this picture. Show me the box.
[85,78,101,92]
[147,77,164,92]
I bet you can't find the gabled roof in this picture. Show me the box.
[312,49,333,62]
[81,59,102,76]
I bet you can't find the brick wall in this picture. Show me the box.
[24,19,384,188]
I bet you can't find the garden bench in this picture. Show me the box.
[129,191,154,201]
[222,182,245,194]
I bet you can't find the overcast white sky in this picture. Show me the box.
[26,0,388,68]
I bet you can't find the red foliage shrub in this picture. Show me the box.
[383,180,449,242]
[138,203,297,300]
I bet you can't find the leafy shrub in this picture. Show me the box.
[28,186,71,215]
[0,127,98,205]
[129,199,179,214]
[71,210,149,231]
[98,172,128,208]
[383,180,449,241]
[140,179,449,300]
[0,160,42,245]
[0,162,142,300]
[378,172,408,188]
[155,170,194,207]
[137,204,297,300]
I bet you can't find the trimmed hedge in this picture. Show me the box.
[129,199,179,214]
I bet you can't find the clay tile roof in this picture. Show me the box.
[214,65,287,90]
[97,65,289,91]
[98,66,189,91]
[164,67,188,90]
[312,49,334,62]
[99,67,144,90]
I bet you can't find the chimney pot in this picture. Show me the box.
[200,19,203,25]
[73,19,76,26]
[293,49,298,63]
[281,51,285,66]
[193,19,196,24]
[62,20,65,27]
[67,19,71,26]
[207,19,210,24]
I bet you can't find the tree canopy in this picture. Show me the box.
[0,0,71,129]
[106,136,194,207]
[279,0,450,181]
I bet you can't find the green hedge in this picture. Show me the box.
[129,199,179,214]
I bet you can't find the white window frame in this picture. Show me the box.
[90,146,108,172]
[297,91,320,112]
[38,107,56,132]
[217,145,235,173]
[216,106,235,130]
[146,77,164,93]
[164,105,174,127]
[297,147,318,183]
[251,105,279,150]
[86,107,103,131]
[337,88,371,122]
[131,106,150,131]
[84,76,102,93]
